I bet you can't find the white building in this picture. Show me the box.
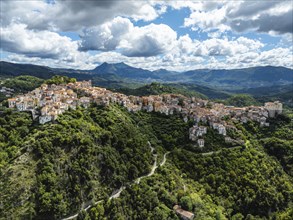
[39,115,54,124]
[16,102,27,111]
[198,139,204,147]
[265,101,282,118]
[8,98,16,108]
[218,125,226,136]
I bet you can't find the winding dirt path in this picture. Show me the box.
[160,152,170,166]
[61,141,169,220]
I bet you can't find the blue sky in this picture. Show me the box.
[0,0,292,70]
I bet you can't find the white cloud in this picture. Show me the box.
[1,0,292,71]
[79,17,177,57]
[119,23,177,57]
[79,17,133,51]
[181,0,293,35]
[258,47,293,67]
[0,0,163,32]
[184,6,229,32]
[176,35,264,57]
[5,53,93,70]
[79,17,263,58]
[0,1,47,25]
[130,4,159,21]
[0,23,89,66]
[1,23,78,59]
[226,47,293,68]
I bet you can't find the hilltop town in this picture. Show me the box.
[7,80,282,148]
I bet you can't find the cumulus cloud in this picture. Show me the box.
[119,23,177,57]
[53,0,162,31]
[0,0,163,32]
[229,10,293,34]
[79,17,177,57]
[0,0,292,71]
[258,47,293,67]
[182,0,293,35]
[226,47,293,68]
[0,23,86,62]
[184,6,229,32]
[79,17,133,51]
[176,35,263,57]
[79,17,262,59]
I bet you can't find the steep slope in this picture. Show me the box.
[0,105,154,219]
[0,103,292,220]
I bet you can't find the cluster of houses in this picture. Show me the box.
[7,80,282,147]
[188,101,282,147]
[7,82,85,124]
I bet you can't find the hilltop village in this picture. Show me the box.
[7,80,282,148]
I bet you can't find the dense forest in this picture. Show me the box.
[114,82,207,99]
[1,75,44,93]
[0,77,292,220]
[224,94,260,107]
[0,104,292,219]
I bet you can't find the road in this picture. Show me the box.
[61,141,169,220]
[160,152,170,166]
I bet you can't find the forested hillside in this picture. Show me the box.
[0,101,292,219]
[115,82,207,99]
[1,76,44,93]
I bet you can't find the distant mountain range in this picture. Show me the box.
[90,62,293,89]
[1,61,292,92]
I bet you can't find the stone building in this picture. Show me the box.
[198,139,205,147]
[265,101,282,118]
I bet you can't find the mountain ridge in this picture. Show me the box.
[1,61,292,91]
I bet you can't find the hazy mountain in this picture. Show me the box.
[182,66,293,89]
[1,61,292,91]
[91,62,159,80]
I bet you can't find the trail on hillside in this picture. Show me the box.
[160,152,170,166]
[61,141,169,220]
